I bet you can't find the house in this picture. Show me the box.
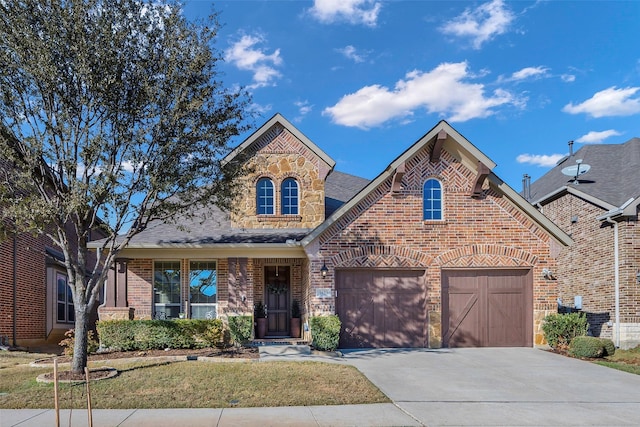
[528,139,640,349]
[96,114,572,348]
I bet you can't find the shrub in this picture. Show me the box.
[310,315,341,351]
[228,315,253,346]
[542,312,588,349]
[569,336,605,358]
[59,329,99,356]
[598,338,616,357]
[96,319,227,351]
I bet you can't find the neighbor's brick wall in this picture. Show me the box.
[309,144,561,347]
[541,194,640,340]
[231,124,330,230]
[0,225,47,342]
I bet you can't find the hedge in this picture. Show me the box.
[542,312,588,349]
[310,315,341,351]
[96,319,226,351]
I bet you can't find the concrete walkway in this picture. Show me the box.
[4,346,640,426]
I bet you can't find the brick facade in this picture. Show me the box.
[307,144,560,347]
[540,193,640,347]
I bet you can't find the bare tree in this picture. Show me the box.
[0,0,251,374]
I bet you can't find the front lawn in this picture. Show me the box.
[595,345,640,375]
[0,352,389,409]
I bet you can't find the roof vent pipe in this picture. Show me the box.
[568,140,574,157]
[522,174,531,201]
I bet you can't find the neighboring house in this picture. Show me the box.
[0,155,107,349]
[96,114,571,348]
[0,214,106,349]
[528,139,640,349]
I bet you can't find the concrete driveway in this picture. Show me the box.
[341,347,640,426]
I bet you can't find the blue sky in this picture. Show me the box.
[183,0,640,191]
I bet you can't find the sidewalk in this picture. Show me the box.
[1,404,421,427]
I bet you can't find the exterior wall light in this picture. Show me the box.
[320,262,328,278]
[542,268,555,280]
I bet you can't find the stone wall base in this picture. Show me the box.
[98,307,134,321]
[612,323,640,350]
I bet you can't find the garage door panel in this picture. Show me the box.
[446,291,481,348]
[338,291,376,348]
[384,292,427,347]
[488,291,526,346]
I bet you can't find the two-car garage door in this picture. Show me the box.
[336,268,532,348]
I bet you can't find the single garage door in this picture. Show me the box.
[442,269,533,347]
[336,269,427,348]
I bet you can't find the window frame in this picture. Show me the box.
[256,177,275,215]
[153,260,182,320]
[56,271,74,324]
[423,178,443,221]
[189,260,217,319]
[280,177,299,215]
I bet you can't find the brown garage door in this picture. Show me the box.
[336,269,427,348]
[442,269,533,348]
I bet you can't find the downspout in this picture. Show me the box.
[602,217,620,348]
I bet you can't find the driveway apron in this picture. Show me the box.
[341,347,640,426]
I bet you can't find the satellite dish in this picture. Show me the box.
[561,159,591,184]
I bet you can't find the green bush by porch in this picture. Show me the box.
[310,315,341,351]
[228,315,253,345]
[97,319,227,351]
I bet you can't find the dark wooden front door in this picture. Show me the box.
[442,269,533,348]
[336,269,427,348]
[265,266,290,337]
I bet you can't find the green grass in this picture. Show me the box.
[0,352,389,409]
[594,345,640,375]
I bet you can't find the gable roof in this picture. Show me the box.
[110,169,369,249]
[301,120,572,247]
[224,112,335,169]
[530,138,640,214]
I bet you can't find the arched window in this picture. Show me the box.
[423,178,443,220]
[256,178,274,215]
[281,178,299,215]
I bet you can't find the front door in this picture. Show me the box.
[265,266,290,337]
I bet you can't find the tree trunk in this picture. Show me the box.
[71,304,89,374]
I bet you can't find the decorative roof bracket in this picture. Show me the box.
[430,130,447,163]
[391,162,406,193]
[471,161,491,198]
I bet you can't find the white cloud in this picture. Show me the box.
[295,100,313,116]
[510,66,549,81]
[516,153,566,167]
[440,0,515,49]
[337,45,366,63]
[561,74,576,83]
[562,86,640,117]
[308,0,382,27]
[323,62,521,129]
[225,34,282,89]
[575,129,622,144]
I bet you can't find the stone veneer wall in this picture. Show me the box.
[541,194,640,348]
[231,124,330,230]
[307,145,561,347]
